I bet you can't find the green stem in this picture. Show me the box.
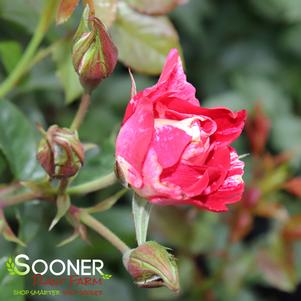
[0,192,39,208]
[70,93,91,131]
[0,189,129,254]
[0,0,58,99]
[80,211,130,254]
[58,178,69,195]
[0,182,21,197]
[26,39,63,72]
[67,172,117,195]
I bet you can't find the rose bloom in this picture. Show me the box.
[116,49,246,212]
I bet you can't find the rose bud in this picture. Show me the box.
[72,7,118,92]
[283,177,301,197]
[123,241,180,293]
[245,103,271,155]
[116,49,246,212]
[282,215,301,241]
[37,125,84,179]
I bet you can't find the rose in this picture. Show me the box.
[115,49,246,212]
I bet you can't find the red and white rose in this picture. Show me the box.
[116,49,246,212]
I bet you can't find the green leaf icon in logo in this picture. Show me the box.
[99,271,112,280]
[6,257,17,276]
[6,257,20,276]
[102,273,112,280]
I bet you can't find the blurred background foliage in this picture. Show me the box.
[1,0,301,300]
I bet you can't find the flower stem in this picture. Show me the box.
[58,179,70,195]
[0,185,129,254]
[0,192,39,208]
[0,182,21,197]
[70,93,91,131]
[0,0,58,99]
[26,39,63,72]
[80,211,130,254]
[67,172,117,195]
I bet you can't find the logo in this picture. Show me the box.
[5,254,112,279]
[4,254,112,297]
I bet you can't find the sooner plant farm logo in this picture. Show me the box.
[4,254,112,297]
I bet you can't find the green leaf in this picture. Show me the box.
[0,219,4,233]
[86,189,126,213]
[0,101,43,180]
[0,151,9,181]
[205,77,295,163]
[95,0,117,28]
[281,24,301,57]
[0,209,26,247]
[56,231,79,247]
[70,139,115,186]
[111,2,182,75]
[95,207,134,240]
[255,233,297,292]
[21,179,53,196]
[132,193,152,245]
[101,277,133,301]
[0,0,44,33]
[125,0,183,15]
[2,227,26,247]
[52,38,83,104]
[271,116,301,165]
[56,0,79,24]
[256,247,297,292]
[295,242,301,280]
[151,206,194,250]
[189,213,221,253]
[233,75,291,118]
[0,41,22,74]
[250,0,301,23]
[49,194,71,231]
[18,202,44,243]
[223,253,254,297]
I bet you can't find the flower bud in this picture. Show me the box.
[246,103,271,155]
[282,215,301,241]
[37,125,84,179]
[284,177,301,197]
[123,241,180,293]
[72,7,118,92]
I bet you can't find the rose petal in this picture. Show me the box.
[182,141,211,167]
[161,163,209,198]
[139,148,183,200]
[155,48,199,106]
[203,147,231,194]
[122,49,200,123]
[193,182,245,212]
[122,91,143,124]
[116,97,154,188]
[190,147,244,212]
[202,108,247,146]
[158,97,246,145]
[152,125,192,169]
